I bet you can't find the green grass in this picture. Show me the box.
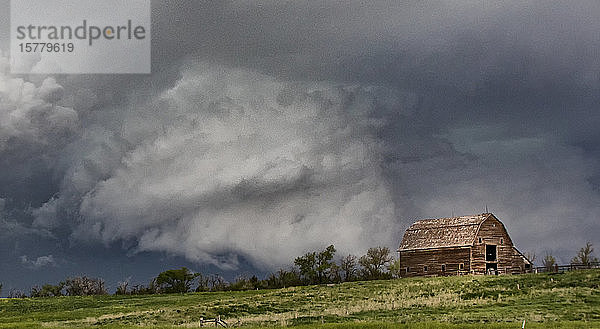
[0,270,599,328]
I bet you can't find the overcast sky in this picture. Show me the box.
[1,0,600,294]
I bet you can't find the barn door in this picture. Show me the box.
[486,263,497,275]
[486,244,497,262]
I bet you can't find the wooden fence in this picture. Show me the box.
[533,262,600,274]
[198,315,227,327]
[451,262,600,276]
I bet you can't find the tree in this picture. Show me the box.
[8,289,26,298]
[524,251,537,266]
[329,263,342,283]
[571,242,598,267]
[340,254,358,282]
[542,253,556,272]
[156,267,199,293]
[130,279,159,295]
[388,258,403,279]
[195,273,210,292]
[294,245,336,284]
[30,283,64,297]
[115,281,129,295]
[229,275,262,291]
[265,268,301,289]
[315,245,337,283]
[295,251,317,284]
[64,276,107,296]
[359,246,393,280]
[207,274,228,291]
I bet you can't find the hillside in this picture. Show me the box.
[0,270,599,328]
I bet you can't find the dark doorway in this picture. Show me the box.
[486,245,497,261]
[486,263,498,274]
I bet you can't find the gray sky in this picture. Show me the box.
[1,0,599,294]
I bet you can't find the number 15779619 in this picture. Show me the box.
[18,43,74,52]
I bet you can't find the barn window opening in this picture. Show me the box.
[478,238,482,244]
[441,264,446,272]
[405,267,410,273]
[423,266,428,272]
[459,263,464,270]
[500,238,504,244]
[486,245,497,261]
[525,263,531,269]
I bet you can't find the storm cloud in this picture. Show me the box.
[0,0,599,291]
[36,63,399,268]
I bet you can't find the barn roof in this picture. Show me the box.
[398,213,492,251]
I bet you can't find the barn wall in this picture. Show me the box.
[511,250,527,274]
[399,247,471,277]
[473,215,524,274]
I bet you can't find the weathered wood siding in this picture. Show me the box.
[473,215,524,274]
[399,247,470,277]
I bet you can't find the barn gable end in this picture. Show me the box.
[471,214,516,274]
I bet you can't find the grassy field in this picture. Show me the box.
[0,270,599,328]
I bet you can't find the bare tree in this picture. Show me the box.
[571,242,598,267]
[129,279,159,295]
[8,289,26,298]
[207,274,228,291]
[542,253,556,272]
[195,273,210,292]
[116,281,129,295]
[340,254,358,282]
[64,276,107,296]
[524,251,537,265]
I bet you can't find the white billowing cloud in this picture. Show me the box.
[63,63,399,269]
[20,255,56,270]
[0,54,78,152]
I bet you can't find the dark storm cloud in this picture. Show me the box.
[1,0,600,292]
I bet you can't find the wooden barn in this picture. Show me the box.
[397,213,532,277]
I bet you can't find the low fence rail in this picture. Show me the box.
[198,316,227,327]
[533,262,600,273]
